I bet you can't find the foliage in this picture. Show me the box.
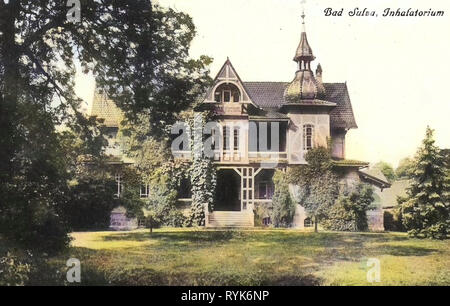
[64,178,117,231]
[254,202,273,227]
[400,127,450,239]
[0,1,210,254]
[0,100,72,252]
[0,252,31,286]
[187,112,217,226]
[143,161,190,227]
[120,114,172,180]
[288,147,338,229]
[396,157,415,179]
[322,183,374,231]
[272,170,295,227]
[383,209,406,232]
[374,161,396,182]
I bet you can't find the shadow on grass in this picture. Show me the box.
[102,230,236,244]
[372,245,439,257]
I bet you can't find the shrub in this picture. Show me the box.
[383,209,405,232]
[272,170,295,227]
[0,252,31,286]
[254,202,273,227]
[322,183,374,232]
[65,178,117,230]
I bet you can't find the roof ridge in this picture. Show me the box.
[243,81,289,83]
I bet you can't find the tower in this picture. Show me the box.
[284,9,325,102]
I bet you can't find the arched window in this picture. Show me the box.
[214,83,240,103]
[303,124,314,150]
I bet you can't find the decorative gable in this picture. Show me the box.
[203,58,253,105]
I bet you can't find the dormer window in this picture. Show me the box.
[214,83,240,103]
[303,124,314,150]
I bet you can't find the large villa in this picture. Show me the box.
[91,15,390,230]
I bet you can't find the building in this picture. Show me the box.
[91,14,390,229]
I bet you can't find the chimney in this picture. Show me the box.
[315,63,326,98]
[316,63,323,83]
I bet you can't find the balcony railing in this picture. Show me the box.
[248,151,288,163]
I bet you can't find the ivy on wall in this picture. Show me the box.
[272,170,296,227]
[187,111,217,226]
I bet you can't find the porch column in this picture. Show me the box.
[234,167,261,211]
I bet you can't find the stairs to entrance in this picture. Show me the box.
[206,211,254,228]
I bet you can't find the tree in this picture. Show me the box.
[0,1,210,251]
[289,147,339,232]
[400,127,450,239]
[396,157,415,179]
[374,161,396,182]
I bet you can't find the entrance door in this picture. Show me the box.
[215,169,241,211]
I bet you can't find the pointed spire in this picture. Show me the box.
[294,2,315,64]
[284,4,321,102]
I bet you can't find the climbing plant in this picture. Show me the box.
[272,170,295,227]
[187,112,217,226]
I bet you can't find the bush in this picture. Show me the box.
[322,183,374,232]
[272,171,295,227]
[253,202,273,227]
[0,252,31,286]
[383,209,405,232]
[65,178,117,231]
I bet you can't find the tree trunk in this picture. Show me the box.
[314,216,318,232]
[0,1,20,185]
[149,216,153,235]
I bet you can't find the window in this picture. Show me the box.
[303,124,314,150]
[223,126,239,151]
[233,127,240,151]
[178,178,192,199]
[223,126,230,150]
[214,83,240,103]
[258,182,274,199]
[114,173,123,198]
[140,184,150,198]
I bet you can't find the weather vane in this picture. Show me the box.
[301,0,307,30]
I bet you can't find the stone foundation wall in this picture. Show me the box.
[367,209,384,231]
[109,206,138,231]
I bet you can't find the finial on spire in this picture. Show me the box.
[301,0,306,32]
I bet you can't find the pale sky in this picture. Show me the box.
[75,0,450,167]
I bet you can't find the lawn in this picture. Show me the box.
[37,228,450,286]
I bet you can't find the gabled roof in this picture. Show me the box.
[359,168,391,189]
[243,81,358,129]
[203,58,254,105]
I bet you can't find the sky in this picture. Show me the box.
[74,0,450,167]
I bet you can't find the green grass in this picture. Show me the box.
[14,229,450,285]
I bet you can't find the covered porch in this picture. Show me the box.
[206,167,275,227]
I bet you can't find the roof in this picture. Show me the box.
[324,83,358,129]
[294,32,315,61]
[359,168,391,189]
[249,109,290,121]
[332,159,369,168]
[378,179,411,208]
[90,91,123,127]
[243,81,357,129]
